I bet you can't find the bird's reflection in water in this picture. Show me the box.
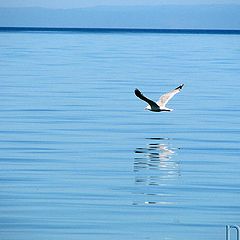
[133,138,181,206]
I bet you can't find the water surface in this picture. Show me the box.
[0,30,240,240]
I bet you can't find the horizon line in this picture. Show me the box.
[1,3,240,8]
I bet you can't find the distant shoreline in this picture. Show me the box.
[0,27,240,35]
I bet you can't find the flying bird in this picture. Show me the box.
[135,84,184,112]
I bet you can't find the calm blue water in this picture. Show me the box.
[0,30,239,240]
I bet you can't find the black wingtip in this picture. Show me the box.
[135,88,141,96]
[175,84,184,90]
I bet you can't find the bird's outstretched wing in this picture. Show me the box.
[157,84,184,108]
[135,89,159,109]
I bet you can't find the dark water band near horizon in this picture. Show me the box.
[0,26,240,35]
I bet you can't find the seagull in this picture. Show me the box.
[135,84,184,112]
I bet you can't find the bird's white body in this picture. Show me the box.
[135,84,184,112]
